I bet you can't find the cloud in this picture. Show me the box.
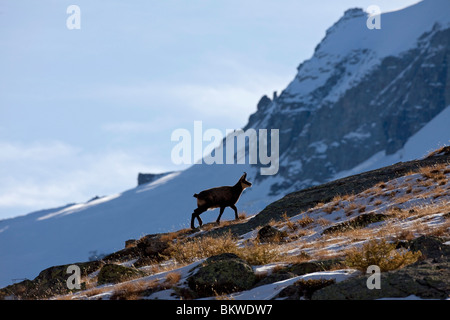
[0,140,167,219]
[101,116,180,134]
[0,140,79,162]
[90,75,287,129]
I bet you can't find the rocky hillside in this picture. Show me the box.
[247,0,450,193]
[1,147,448,300]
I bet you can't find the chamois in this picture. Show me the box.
[191,172,252,229]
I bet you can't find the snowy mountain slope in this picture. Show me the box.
[247,0,450,191]
[333,104,450,180]
[1,0,450,288]
[0,163,282,287]
[283,0,450,104]
[3,157,448,300]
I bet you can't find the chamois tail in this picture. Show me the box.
[193,193,199,198]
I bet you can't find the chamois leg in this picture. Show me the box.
[216,207,225,225]
[191,206,207,229]
[230,204,239,220]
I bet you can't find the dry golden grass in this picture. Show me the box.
[344,202,360,216]
[425,145,450,158]
[282,212,297,231]
[296,214,315,228]
[396,229,416,241]
[159,229,192,242]
[311,248,343,261]
[373,199,383,206]
[162,272,182,288]
[166,232,283,266]
[322,225,375,242]
[394,192,414,204]
[402,200,448,218]
[287,251,313,263]
[55,277,160,300]
[313,202,326,210]
[238,242,283,265]
[167,232,237,263]
[323,205,337,214]
[419,163,447,178]
[344,239,421,272]
[109,279,160,300]
[375,181,387,189]
[284,196,448,263]
[419,179,434,188]
[316,217,331,227]
[426,220,450,237]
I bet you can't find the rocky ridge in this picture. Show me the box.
[1,148,448,300]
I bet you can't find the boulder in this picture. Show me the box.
[254,271,296,287]
[277,278,336,300]
[284,259,345,276]
[312,258,450,300]
[322,213,387,234]
[257,225,287,243]
[406,235,450,259]
[312,236,450,300]
[136,234,170,257]
[0,260,103,299]
[97,264,145,285]
[187,253,257,297]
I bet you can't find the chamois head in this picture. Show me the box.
[239,172,252,189]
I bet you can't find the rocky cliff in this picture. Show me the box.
[245,1,450,195]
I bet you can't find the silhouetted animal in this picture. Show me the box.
[191,172,252,229]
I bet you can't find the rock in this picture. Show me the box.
[277,278,336,300]
[102,246,141,263]
[284,259,345,276]
[0,260,103,299]
[187,253,257,297]
[254,259,343,288]
[136,234,170,258]
[257,225,286,243]
[137,172,176,186]
[302,236,450,300]
[103,234,170,265]
[254,271,297,287]
[312,260,450,300]
[322,213,387,234]
[406,235,450,260]
[97,264,145,285]
[257,95,272,111]
[125,239,137,248]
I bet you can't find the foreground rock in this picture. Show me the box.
[257,225,287,243]
[277,278,336,300]
[0,260,103,299]
[187,253,257,297]
[97,264,145,285]
[312,236,450,300]
[102,233,171,265]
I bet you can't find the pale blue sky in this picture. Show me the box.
[0,0,419,219]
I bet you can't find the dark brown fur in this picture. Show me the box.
[191,172,252,229]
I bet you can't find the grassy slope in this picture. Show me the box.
[2,147,449,300]
[207,146,450,237]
